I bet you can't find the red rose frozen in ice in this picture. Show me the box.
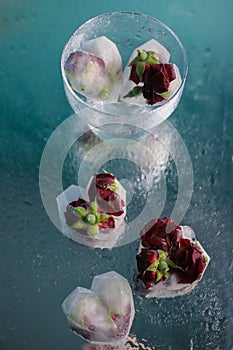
[136,249,159,274]
[141,217,182,253]
[65,198,90,227]
[171,238,206,284]
[65,197,115,237]
[88,173,125,216]
[125,50,176,105]
[142,63,176,105]
[136,249,160,289]
[128,63,176,104]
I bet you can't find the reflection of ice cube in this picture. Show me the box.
[56,185,125,249]
[62,271,135,346]
[139,225,210,298]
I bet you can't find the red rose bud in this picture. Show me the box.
[96,173,115,187]
[171,238,206,284]
[142,270,157,289]
[69,198,90,210]
[142,63,176,105]
[129,64,141,84]
[125,49,176,105]
[141,217,182,253]
[137,248,174,288]
[136,249,159,275]
[65,198,90,227]
[99,216,115,229]
[65,197,116,237]
[88,173,125,216]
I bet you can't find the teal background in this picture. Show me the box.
[0,1,233,349]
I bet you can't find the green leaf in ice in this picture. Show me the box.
[123,86,142,99]
[100,87,110,99]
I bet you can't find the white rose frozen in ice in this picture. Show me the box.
[64,36,123,102]
[62,271,135,346]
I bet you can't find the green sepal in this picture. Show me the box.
[85,213,96,225]
[90,199,98,214]
[158,260,169,273]
[157,249,167,261]
[129,49,159,66]
[167,259,184,271]
[100,87,110,99]
[146,54,159,65]
[107,181,118,193]
[72,206,87,218]
[71,221,88,230]
[155,270,163,283]
[123,86,142,99]
[87,224,99,237]
[146,259,159,272]
[99,213,111,222]
[136,61,145,80]
[156,90,172,99]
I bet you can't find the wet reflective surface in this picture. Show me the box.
[0,1,233,349]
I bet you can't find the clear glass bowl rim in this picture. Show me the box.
[61,11,188,119]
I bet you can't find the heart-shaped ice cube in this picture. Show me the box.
[62,271,135,346]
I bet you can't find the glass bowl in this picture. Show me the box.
[61,12,188,138]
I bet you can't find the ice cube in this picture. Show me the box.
[137,225,210,298]
[62,287,118,344]
[91,271,134,317]
[65,36,123,102]
[62,271,135,346]
[119,39,181,106]
[82,36,122,73]
[56,185,125,249]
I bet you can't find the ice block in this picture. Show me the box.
[62,271,135,346]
